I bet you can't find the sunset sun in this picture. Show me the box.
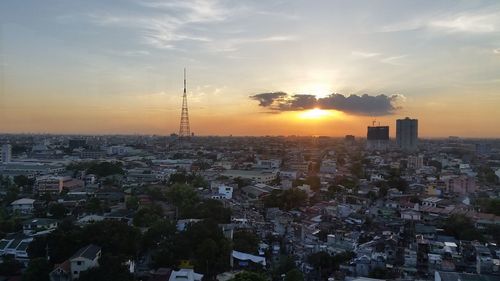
[298,108,330,119]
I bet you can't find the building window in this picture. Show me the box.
[77,261,82,265]
[74,271,78,275]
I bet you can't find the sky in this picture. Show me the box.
[0,0,500,137]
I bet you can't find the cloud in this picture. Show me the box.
[250,92,287,106]
[85,0,295,51]
[378,10,500,34]
[429,13,497,33]
[250,92,403,116]
[351,51,380,58]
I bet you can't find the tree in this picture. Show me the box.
[443,214,484,241]
[285,269,304,281]
[263,188,307,211]
[229,271,267,281]
[78,254,134,281]
[307,251,354,278]
[0,255,22,276]
[305,176,321,191]
[369,267,390,279]
[233,230,259,254]
[85,198,102,214]
[49,203,68,219]
[14,175,34,189]
[22,258,51,281]
[194,199,232,223]
[81,221,141,258]
[165,183,200,218]
[87,161,124,177]
[133,205,164,227]
[125,196,139,210]
[182,220,232,277]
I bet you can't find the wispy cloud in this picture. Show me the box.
[380,55,408,65]
[429,13,497,33]
[378,10,500,34]
[351,51,380,58]
[352,51,407,66]
[86,0,296,51]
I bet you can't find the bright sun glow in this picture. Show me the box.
[298,83,332,98]
[298,108,330,119]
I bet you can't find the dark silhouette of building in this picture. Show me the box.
[367,125,389,150]
[396,117,418,151]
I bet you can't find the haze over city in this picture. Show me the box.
[1,0,500,137]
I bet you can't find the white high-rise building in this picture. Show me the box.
[1,144,12,163]
[396,117,418,151]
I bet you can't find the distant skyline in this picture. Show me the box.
[1,0,500,137]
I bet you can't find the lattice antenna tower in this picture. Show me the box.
[179,68,190,138]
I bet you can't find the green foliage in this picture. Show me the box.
[14,175,34,188]
[0,255,22,276]
[67,161,124,177]
[229,271,267,281]
[142,220,176,250]
[184,220,231,278]
[386,169,408,192]
[478,165,498,184]
[78,254,134,281]
[133,204,164,227]
[28,221,141,264]
[87,162,124,177]
[193,199,232,223]
[350,161,364,178]
[22,258,51,281]
[168,172,208,188]
[263,188,307,211]
[476,198,500,215]
[292,176,320,191]
[125,196,139,210]
[150,219,231,277]
[85,197,103,214]
[233,230,259,254]
[0,209,22,236]
[307,251,354,278]
[48,203,68,219]
[443,214,484,241]
[166,183,200,217]
[369,267,391,279]
[285,269,304,281]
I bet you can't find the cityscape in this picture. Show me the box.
[1,1,500,281]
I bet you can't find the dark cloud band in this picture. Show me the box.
[250,92,402,116]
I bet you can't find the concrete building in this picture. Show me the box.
[36,176,84,194]
[366,126,390,151]
[396,117,418,151]
[221,169,277,184]
[1,144,12,163]
[408,155,424,170]
[211,184,233,199]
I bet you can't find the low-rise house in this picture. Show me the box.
[11,198,36,215]
[50,244,101,281]
[0,234,33,265]
[23,218,59,235]
[169,268,203,281]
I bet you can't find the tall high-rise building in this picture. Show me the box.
[1,144,12,163]
[366,126,389,150]
[396,117,418,151]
